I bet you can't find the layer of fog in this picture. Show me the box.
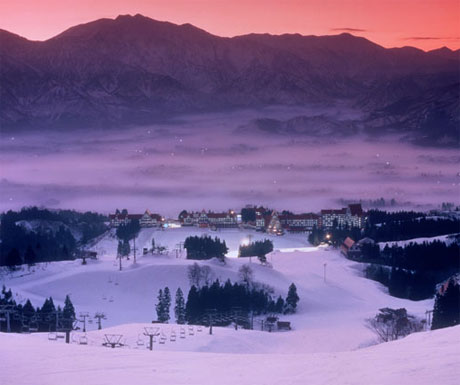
[1,108,459,216]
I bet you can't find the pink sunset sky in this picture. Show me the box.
[0,0,459,51]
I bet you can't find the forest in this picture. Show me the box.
[0,207,108,267]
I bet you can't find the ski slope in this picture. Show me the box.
[0,228,433,353]
[1,323,459,385]
[378,233,459,249]
[1,227,452,384]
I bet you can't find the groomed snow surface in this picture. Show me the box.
[1,227,459,385]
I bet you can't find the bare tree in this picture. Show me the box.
[187,263,202,288]
[201,265,214,286]
[366,308,424,342]
[187,263,214,288]
[238,264,254,287]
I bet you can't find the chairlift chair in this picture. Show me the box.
[136,334,145,347]
[48,332,57,341]
[79,335,88,345]
[57,331,66,339]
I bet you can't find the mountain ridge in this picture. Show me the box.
[0,14,459,146]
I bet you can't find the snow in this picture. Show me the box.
[1,324,459,385]
[0,227,455,384]
[378,233,459,249]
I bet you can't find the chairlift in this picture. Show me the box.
[136,334,145,347]
[48,332,57,341]
[57,332,66,339]
[79,335,88,345]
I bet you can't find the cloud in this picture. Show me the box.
[330,28,367,33]
[402,36,460,41]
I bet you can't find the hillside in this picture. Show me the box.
[2,226,457,384]
[0,227,432,350]
[1,324,458,385]
[1,14,459,145]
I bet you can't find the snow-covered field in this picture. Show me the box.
[1,227,458,384]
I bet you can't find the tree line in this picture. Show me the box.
[0,207,108,268]
[155,281,299,328]
[238,239,274,263]
[357,240,459,300]
[184,236,228,262]
[0,286,76,333]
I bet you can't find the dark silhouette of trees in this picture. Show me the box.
[238,239,273,263]
[184,236,228,261]
[432,278,460,330]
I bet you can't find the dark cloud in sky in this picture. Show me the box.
[402,36,460,41]
[330,28,367,33]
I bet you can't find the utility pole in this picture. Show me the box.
[94,312,107,330]
[133,236,137,263]
[0,306,14,333]
[425,310,433,330]
[79,312,90,332]
[143,327,159,351]
[248,234,253,263]
[206,309,217,335]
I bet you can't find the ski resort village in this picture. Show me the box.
[0,204,459,385]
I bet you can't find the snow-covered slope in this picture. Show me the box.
[1,324,458,385]
[378,233,459,249]
[1,227,454,384]
[0,228,433,354]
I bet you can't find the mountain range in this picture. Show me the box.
[1,14,459,145]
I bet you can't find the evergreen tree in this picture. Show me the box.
[6,248,22,269]
[163,287,171,323]
[275,296,285,313]
[285,283,300,314]
[24,245,36,266]
[174,288,186,324]
[156,289,165,322]
[432,279,460,330]
[62,295,76,328]
[185,286,200,324]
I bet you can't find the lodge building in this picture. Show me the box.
[109,210,164,228]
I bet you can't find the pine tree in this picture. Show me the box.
[24,245,36,266]
[156,289,165,322]
[185,286,200,324]
[163,287,171,323]
[432,280,460,330]
[6,248,22,269]
[285,283,300,314]
[174,288,186,324]
[62,295,76,328]
[275,296,285,313]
